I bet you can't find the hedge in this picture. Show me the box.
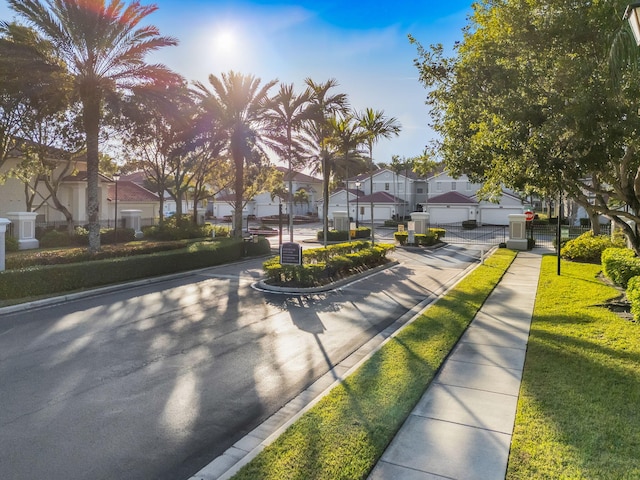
[601,247,640,288]
[626,276,640,321]
[263,241,394,287]
[0,237,270,301]
[394,228,444,246]
[315,227,371,242]
[561,231,625,263]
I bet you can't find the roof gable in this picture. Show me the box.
[428,191,477,205]
[108,181,159,202]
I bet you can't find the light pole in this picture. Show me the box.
[625,3,640,44]
[355,181,361,228]
[113,171,120,244]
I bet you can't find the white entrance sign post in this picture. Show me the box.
[6,212,39,250]
[506,214,528,251]
[0,218,11,271]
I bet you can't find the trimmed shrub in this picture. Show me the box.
[627,276,640,322]
[263,241,395,287]
[100,227,136,245]
[316,229,349,242]
[601,247,640,288]
[40,230,73,248]
[143,215,214,241]
[561,231,625,263]
[431,228,446,240]
[353,227,371,239]
[0,238,245,301]
[394,232,408,245]
[5,235,19,252]
[462,220,477,229]
[243,236,271,256]
[394,228,443,246]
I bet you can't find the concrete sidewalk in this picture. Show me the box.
[189,248,543,480]
[368,250,543,480]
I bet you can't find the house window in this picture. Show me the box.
[385,183,390,191]
[436,182,442,192]
[451,182,456,191]
[466,182,472,191]
[417,188,424,194]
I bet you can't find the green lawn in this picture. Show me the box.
[507,257,640,479]
[232,248,517,480]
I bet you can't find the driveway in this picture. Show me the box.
[0,244,482,480]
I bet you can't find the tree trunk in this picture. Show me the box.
[322,153,330,247]
[83,94,102,253]
[369,149,375,244]
[589,210,601,235]
[44,179,74,234]
[232,138,244,238]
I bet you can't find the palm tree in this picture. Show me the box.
[262,83,311,241]
[303,78,349,246]
[193,71,277,237]
[357,108,401,243]
[328,113,367,239]
[8,0,179,252]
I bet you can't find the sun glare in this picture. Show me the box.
[213,28,237,54]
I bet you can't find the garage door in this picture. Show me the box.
[479,208,523,226]
[428,206,470,224]
[373,207,392,221]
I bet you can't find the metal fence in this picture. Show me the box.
[35,218,157,234]
[430,222,611,248]
[530,223,612,248]
[431,223,507,246]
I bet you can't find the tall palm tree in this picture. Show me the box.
[193,71,277,237]
[328,113,367,239]
[8,0,179,252]
[357,108,401,243]
[304,78,349,246]
[262,83,311,241]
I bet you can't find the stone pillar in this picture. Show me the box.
[0,218,11,271]
[121,209,143,239]
[333,211,349,231]
[6,212,39,250]
[506,213,528,251]
[410,212,430,234]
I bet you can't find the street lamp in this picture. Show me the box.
[624,3,640,45]
[355,181,361,228]
[113,171,120,244]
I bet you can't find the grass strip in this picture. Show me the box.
[507,257,640,479]
[233,248,517,480]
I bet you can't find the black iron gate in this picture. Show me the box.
[433,223,507,246]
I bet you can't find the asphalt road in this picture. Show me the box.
[0,244,482,480]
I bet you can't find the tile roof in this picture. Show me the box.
[428,191,477,205]
[108,181,159,202]
[276,166,322,183]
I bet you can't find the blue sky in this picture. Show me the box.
[0,1,474,166]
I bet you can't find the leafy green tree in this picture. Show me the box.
[328,113,367,237]
[0,22,85,230]
[357,108,401,242]
[120,84,197,222]
[411,0,640,249]
[302,78,349,246]
[293,188,309,211]
[328,113,368,184]
[0,21,69,177]
[263,83,312,241]
[7,0,179,252]
[194,71,277,237]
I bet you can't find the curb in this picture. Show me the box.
[252,261,399,294]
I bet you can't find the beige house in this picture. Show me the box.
[0,148,160,226]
